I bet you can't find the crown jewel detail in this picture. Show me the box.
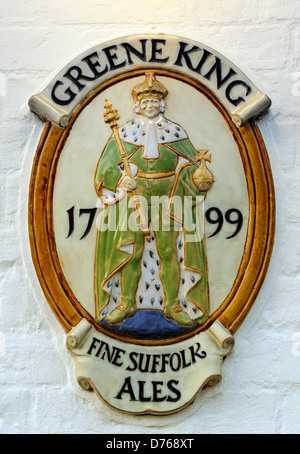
[132,72,168,102]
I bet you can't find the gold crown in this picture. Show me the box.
[132,72,168,102]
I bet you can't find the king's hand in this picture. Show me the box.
[119,175,137,192]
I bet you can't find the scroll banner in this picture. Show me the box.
[29,34,271,130]
[66,319,234,415]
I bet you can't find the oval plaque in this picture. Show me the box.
[28,34,275,415]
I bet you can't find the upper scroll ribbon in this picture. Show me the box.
[28,34,271,129]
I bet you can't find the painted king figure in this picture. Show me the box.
[94,72,214,329]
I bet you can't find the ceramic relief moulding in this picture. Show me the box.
[28,34,275,415]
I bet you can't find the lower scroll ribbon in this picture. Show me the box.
[66,319,234,415]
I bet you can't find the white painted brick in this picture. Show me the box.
[267,122,298,170]
[0,269,38,330]
[292,27,300,65]
[265,276,300,326]
[0,232,20,265]
[281,389,300,434]
[3,74,42,121]
[255,70,300,118]
[2,0,184,25]
[216,25,291,71]
[186,387,278,434]
[0,389,32,434]
[275,226,300,277]
[224,327,299,389]
[26,388,111,434]
[261,1,300,21]
[182,0,262,24]
[0,330,68,386]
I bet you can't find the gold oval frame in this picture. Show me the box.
[28,69,275,342]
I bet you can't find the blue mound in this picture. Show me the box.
[101,310,199,341]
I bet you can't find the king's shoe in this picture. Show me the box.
[164,302,193,326]
[107,302,136,324]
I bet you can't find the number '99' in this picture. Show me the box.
[205,207,243,239]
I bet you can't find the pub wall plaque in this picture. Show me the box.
[28,34,275,415]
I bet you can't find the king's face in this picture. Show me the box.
[140,97,161,119]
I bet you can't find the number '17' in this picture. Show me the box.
[66,206,97,240]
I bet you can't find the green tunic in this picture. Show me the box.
[94,136,209,326]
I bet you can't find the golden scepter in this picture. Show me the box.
[103,99,151,242]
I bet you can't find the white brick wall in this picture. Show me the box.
[1,0,300,434]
